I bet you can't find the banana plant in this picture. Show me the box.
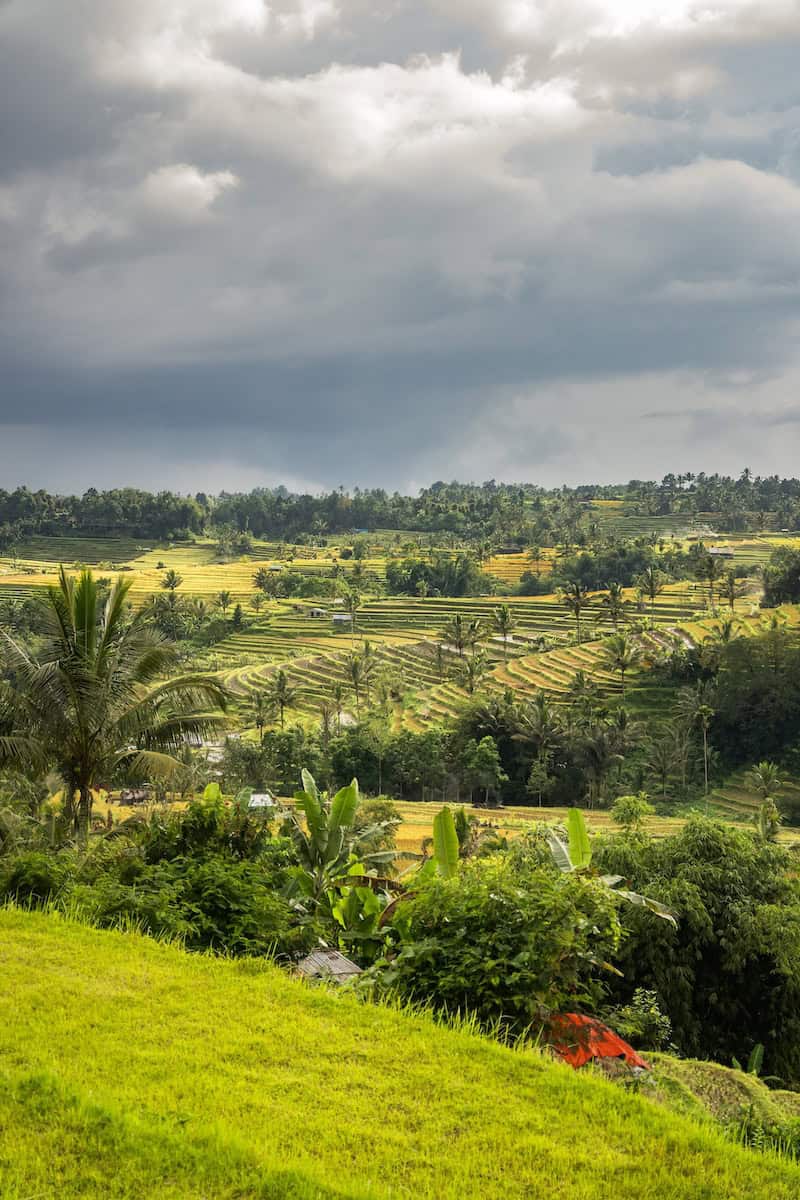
[377,805,460,929]
[547,808,678,927]
[288,770,397,904]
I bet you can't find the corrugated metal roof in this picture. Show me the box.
[297,950,362,981]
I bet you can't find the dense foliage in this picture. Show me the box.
[594,819,800,1084]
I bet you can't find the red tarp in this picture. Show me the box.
[548,1013,650,1070]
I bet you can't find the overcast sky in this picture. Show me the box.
[2,1,800,493]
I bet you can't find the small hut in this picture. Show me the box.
[248,792,276,812]
[296,950,362,985]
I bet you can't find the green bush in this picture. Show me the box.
[375,857,620,1031]
[607,988,673,1050]
[0,851,70,904]
[593,817,800,1085]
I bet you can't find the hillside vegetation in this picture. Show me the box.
[2,909,800,1200]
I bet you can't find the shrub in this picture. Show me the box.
[375,857,620,1032]
[612,792,655,831]
[0,851,70,904]
[607,988,672,1050]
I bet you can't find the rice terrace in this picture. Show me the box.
[5,2,800,1196]
[5,476,800,1197]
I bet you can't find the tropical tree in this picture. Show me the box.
[636,567,665,616]
[492,604,515,658]
[527,544,543,574]
[345,591,361,646]
[457,652,488,696]
[745,760,785,803]
[676,687,715,797]
[513,691,562,763]
[189,598,209,629]
[251,690,269,742]
[253,567,280,598]
[347,653,366,718]
[443,613,468,658]
[250,593,264,614]
[216,590,233,617]
[699,553,724,613]
[559,581,589,639]
[581,724,624,808]
[465,617,483,658]
[603,633,641,700]
[548,808,676,924]
[0,568,226,839]
[721,569,741,612]
[266,669,299,729]
[288,771,397,904]
[161,568,183,592]
[600,581,626,629]
[331,681,348,732]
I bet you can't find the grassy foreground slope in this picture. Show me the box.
[1,914,799,1200]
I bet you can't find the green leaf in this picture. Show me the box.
[329,780,359,835]
[432,806,459,878]
[301,769,319,803]
[747,1044,765,1076]
[296,788,326,849]
[616,888,678,927]
[567,808,592,870]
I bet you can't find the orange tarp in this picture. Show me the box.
[548,1013,650,1070]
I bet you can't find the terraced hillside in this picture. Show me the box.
[584,499,714,540]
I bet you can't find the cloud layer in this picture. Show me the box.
[1,0,800,490]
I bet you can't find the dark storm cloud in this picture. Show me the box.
[1,0,800,490]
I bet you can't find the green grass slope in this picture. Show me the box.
[2,910,800,1200]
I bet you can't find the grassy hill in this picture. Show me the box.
[2,910,800,1199]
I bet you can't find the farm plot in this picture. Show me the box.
[390,799,685,856]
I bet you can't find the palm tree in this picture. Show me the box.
[647,733,678,800]
[600,581,625,629]
[443,613,468,658]
[700,553,724,614]
[330,681,348,732]
[216,590,233,617]
[745,760,784,804]
[347,653,365,718]
[745,760,783,841]
[559,581,589,639]
[676,687,715,798]
[581,723,623,808]
[190,598,208,629]
[359,643,377,708]
[250,593,264,614]
[636,567,665,617]
[458,652,487,695]
[492,604,515,659]
[161,568,183,592]
[0,568,226,839]
[513,691,563,768]
[345,591,361,646]
[720,570,740,612]
[266,669,298,729]
[527,544,543,574]
[465,617,483,658]
[252,690,269,742]
[603,633,641,700]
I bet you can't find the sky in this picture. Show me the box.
[2,0,800,494]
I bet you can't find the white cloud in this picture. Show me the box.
[2,0,800,485]
[138,164,239,221]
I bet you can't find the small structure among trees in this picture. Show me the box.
[297,949,362,985]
